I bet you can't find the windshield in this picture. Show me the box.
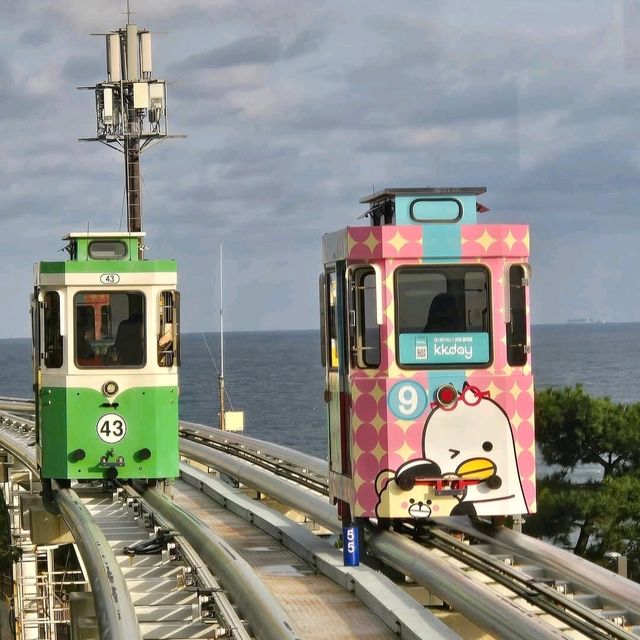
[75,291,145,367]
[395,266,491,366]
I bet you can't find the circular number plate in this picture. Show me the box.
[96,413,127,443]
[388,381,428,420]
[100,273,120,284]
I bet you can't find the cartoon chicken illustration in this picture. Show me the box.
[375,384,528,519]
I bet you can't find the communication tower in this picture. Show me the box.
[80,12,182,253]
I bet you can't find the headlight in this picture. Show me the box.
[103,381,118,396]
[435,383,458,410]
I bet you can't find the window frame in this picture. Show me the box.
[88,240,128,260]
[73,290,146,369]
[326,268,339,370]
[319,273,327,367]
[43,291,63,369]
[505,263,530,367]
[409,197,463,223]
[349,265,381,369]
[158,290,180,367]
[393,264,493,369]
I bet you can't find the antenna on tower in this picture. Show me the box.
[79,11,184,257]
[124,0,134,25]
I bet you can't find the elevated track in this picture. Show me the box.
[2,405,640,639]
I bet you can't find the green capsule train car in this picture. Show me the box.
[32,231,180,492]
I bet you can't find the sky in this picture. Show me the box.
[1,0,640,337]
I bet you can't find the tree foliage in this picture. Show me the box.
[524,385,640,580]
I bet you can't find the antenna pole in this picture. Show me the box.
[218,243,226,430]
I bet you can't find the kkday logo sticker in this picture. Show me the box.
[433,337,473,360]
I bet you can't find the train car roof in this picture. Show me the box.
[63,232,146,239]
[360,187,486,204]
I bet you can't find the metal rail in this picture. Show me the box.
[179,437,337,531]
[179,437,580,639]
[3,408,640,638]
[118,484,253,639]
[0,414,143,640]
[367,527,568,640]
[0,397,35,413]
[0,412,38,475]
[180,421,329,493]
[54,486,142,640]
[441,516,640,622]
[0,415,298,639]
[180,421,326,476]
[417,524,637,640]
[179,426,640,639]
[140,484,301,640]
[179,461,460,640]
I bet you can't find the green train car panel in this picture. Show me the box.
[33,232,181,483]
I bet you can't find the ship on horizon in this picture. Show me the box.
[566,317,605,324]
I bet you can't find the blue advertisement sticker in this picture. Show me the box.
[398,332,490,365]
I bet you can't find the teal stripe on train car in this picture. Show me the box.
[39,385,179,479]
[395,195,478,260]
[426,371,468,397]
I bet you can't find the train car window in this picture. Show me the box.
[319,274,327,367]
[507,265,528,366]
[74,291,145,367]
[351,268,380,368]
[327,270,339,369]
[395,266,491,367]
[158,290,180,367]
[88,241,127,259]
[43,292,63,368]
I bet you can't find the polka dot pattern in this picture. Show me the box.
[344,220,536,517]
[351,376,428,516]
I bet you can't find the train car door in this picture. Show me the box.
[325,264,351,476]
[32,288,64,465]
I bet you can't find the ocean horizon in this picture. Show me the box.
[2,323,638,462]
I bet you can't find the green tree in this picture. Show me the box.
[524,385,640,580]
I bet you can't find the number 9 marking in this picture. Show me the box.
[388,381,427,420]
[96,413,128,444]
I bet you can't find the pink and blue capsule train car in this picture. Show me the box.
[320,187,535,524]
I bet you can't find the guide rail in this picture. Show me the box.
[179,421,329,494]
[178,423,640,639]
[2,409,640,638]
[407,523,639,640]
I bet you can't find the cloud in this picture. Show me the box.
[0,58,42,121]
[61,54,103,84]
[173,28,326,74]
[18,28,50,46]
[3,0,640,337]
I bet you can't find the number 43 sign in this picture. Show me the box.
[96,413,128,443]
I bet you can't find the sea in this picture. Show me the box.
[0,323,637,466]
